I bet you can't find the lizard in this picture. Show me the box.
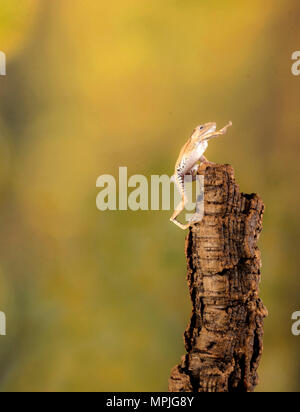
[170,121,232,230]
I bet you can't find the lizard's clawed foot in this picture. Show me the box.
[188,214,203,226]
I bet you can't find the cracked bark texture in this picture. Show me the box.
[169,164,267,393]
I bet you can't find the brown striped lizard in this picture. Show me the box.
[170,121,232,229]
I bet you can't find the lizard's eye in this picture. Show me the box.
[199,126,204,130]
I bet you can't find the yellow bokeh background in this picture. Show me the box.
[0,0,299,392]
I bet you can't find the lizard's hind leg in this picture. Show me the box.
[170,194,191,230]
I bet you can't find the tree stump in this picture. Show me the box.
[169,164,267,393]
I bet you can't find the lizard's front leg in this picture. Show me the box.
[204,121,232,141]
[199,155,215,168]
[188,163,200,180]
[190,157,214,175]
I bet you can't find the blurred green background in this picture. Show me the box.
[0,0,299,392]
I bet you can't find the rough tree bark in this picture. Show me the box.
[169,164,267,393]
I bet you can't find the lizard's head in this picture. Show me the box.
[191,122,217,142]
